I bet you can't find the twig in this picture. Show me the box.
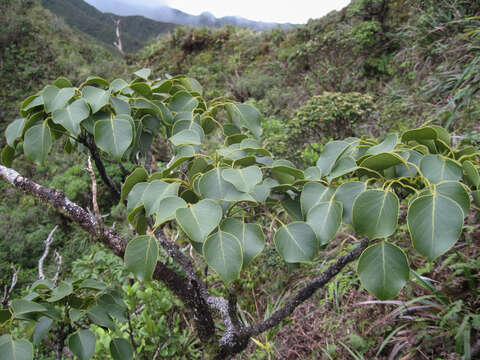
[52,250,62,286]
[38,225,59,280]
[85,156,103,234]
[1,265,19,306]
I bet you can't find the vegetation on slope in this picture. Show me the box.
[41,0,178,53]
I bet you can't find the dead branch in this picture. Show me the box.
[38,225,59,280]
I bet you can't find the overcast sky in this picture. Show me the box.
[85,0,351,24]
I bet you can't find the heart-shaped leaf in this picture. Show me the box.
[198,168,252,202]
[153,196,187,228]
[463,160,480,188]
[169,129,202,146]
[24,123,52,165]
[142,180,180,216]
[94,116,133,160]
[87,305,116,330]
[366,134,398,155]
[316,140,350,176]
[220,218,265,266]
[357,241,409,300]
[225,103,262,139]
[300,182,335,217]
[436,181,470,216]
[68,330,96,360]
[0,335,33,360]
[222,165,262,193]
[42,85,75,113]
[274,222,318,263]
[203,230,243,284]
[134,68,151,80]
[175,199,222,243]
[5,118,26,147]
[47,281,73,302]
[306,200,342,245]
[333,181,366,225]
[121,167,148,203]
[408,193,463,260]
[124,236,158,281]
[168,90,198,112]
[420,155,462,184]
[82,86,110,114]
[33,317,53,345]
[352,189,399,239]
[110,338,134,360]
[52,99,90,136]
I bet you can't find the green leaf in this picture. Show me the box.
[198,168,251,202]
[47,281,73,302]
[110,338,134,360]
[33,316,53,345]
[316,140,350,176]
[169,129,201,146]
[220,218,265,267]
[436,181,470,216]
[12,299,46,317]
[21,95,44,114]
[1,146,15,167]
[82,86,110,114]
[126,182,148,216]
[110,97,131,116]
[282,199,303,221]
[6,118,26,147]
[153,196,187,228]
[366,134,398,155]
[83,76,109,88]
[23,123,52,165]
[175,199,223,243]
[420,155,462,184]
[53,77,73,88]
[134,68,151,80]
[142,180,180,216]
[305,166,322,180]
[225,103,262,138]
[68,330,96,360]
[333,181,366,225]
[130,83,152,98]
[110,79,129,93]
[0,309,11,324]
[360,152,404,173]
[401,126,437,143]
[357,242,409,300]
[463,160,480,188]
[408,193,464,260]
[42,86,75,113]
[222,165,262,193]
[352,189,399,240]
[0,336,33,360]
[274,222,318,263]
[326,156,357,182]
[121,167,148,203]
[78,279,107,291]
[306,200,342,245]
[94,116,133,160]
[203,231,243,284]
[473,190,480,207]
[168,91,198,112]
[87,305,116,330]
[125,236,158,282]
[300,182,335,217]
[52,99,90,136]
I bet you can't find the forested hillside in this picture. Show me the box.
[41,0,177,53]
[0,0,479,359]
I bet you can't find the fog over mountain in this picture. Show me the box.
[84,0,293,30]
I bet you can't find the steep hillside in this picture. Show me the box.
[0,0,127,134]
[41,0,177,53]
[136,0,480,161]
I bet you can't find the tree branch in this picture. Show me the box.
[1,265,19,306]
[243,238,369,337]
[85,140,121,201]
[0,164,215,342]
[215,238,369,358]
